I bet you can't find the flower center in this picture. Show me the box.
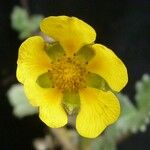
[51,57,87,92]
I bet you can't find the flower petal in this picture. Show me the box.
[17,36,51,84]
[76,87,120,138]
[22,69,67,127]
[23,75,67,127]
[39,88,68,128]
[24,78,49,106]
[40,16,96,56]
[87,44,128,92]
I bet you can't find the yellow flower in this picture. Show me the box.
[16,16,128,138]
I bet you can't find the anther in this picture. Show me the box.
[51,57,87,92]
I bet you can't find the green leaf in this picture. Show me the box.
[11,6,43,39]
[7,84,38,118]
[29,15,43,32]
[116,94,144,135]
[11,6,29,31]
[135,74,150,111]
[92,136,116,150]
[133,74,150,132]
[118,94,136,116]
[113,75,150,137]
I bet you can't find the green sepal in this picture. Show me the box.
[36,72,53,88]
[63,92,80,115]
[76,45,95,63]
[86,72,110,91]
[45,42,65,61]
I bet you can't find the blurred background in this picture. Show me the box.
[0,0,150,149]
